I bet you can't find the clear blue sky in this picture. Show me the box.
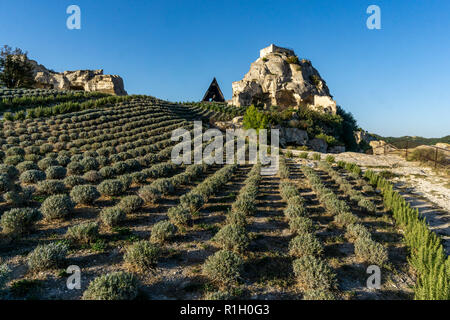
[1,0,449,138]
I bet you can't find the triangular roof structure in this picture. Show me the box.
[202,78,225,102]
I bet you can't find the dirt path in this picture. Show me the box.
[245,172,297,299]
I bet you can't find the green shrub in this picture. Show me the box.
[100,207,126,228]
[286,55,300,64]
[231,194,255,215]
[117,195,144,214]
[37,158,58,171]
[284,202,307,219]
[225,210,247,227]
[0,164,19,179]
[67,161,84,175]
[138,185,161,203]
[17,161,39,173]
[41,194,74,220]
[4,155,24,165]
[303,288,335,300]
[151,178,174,195]
[289,216,314,234]
[19,169,46,184]
[27,242,69,271]
[36,180,65,195]
[150,220,177,243]
[124,240,160,272]
[0,174,11,193]
[345,224,371,241]
[83,170,101,183]
[80,157,99,171]
[289,233,323,257]
[6,147,25,157]
[357,198,377,213]
[63,175,86,188]
[82,272,139,300]
[115,174,131,191]
[0,263,10,290]
[45,166,66,179]
[312,153,321,161]
[213,224,250,252]
[334,212,359,227]
[167,206,191,228]
[70,185,100,205]
[279,181,298,200]
[66,222,99,244]
[299,152,308,159]
[180,193,204,213]
[325,155,335,163]
[98,179,124,197]
[203,250,244,286]
[204,290,234,300]
[0,208,40,237]
[99,166,115,179]
[242,105,268,132]
[354,237,388,266]
[292,255,336,291]
[3,191,24,206]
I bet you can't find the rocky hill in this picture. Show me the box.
[231,44,337,114]
[30,59,127,96]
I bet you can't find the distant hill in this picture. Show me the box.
[372,134,450,149]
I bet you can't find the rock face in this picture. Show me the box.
[30,60,127,95]
[369,140,395,155]
[231,44,337,114]
[308,138,328,153]
[279,127,308,147]
[354,130,378,145]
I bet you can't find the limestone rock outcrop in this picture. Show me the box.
[354,130,378,145]
[308,138,328,153]
[231,44,337,114]
[30,60,127,95]
[279,127,308,147]
[369,140,395,155]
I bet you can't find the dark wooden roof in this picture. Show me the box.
[202,78,225,102]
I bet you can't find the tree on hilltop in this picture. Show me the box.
[0,45,35,88]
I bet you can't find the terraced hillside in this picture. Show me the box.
[0,91,448,300]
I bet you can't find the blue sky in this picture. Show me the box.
[1,0,449,138]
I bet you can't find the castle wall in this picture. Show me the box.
[260,44,295,58]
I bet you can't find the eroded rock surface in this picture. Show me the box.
[231,44,336,113]
[30,60,127,95]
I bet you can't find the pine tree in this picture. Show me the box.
[0,45,35,88]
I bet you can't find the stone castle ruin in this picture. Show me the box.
[231,44,337,114]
